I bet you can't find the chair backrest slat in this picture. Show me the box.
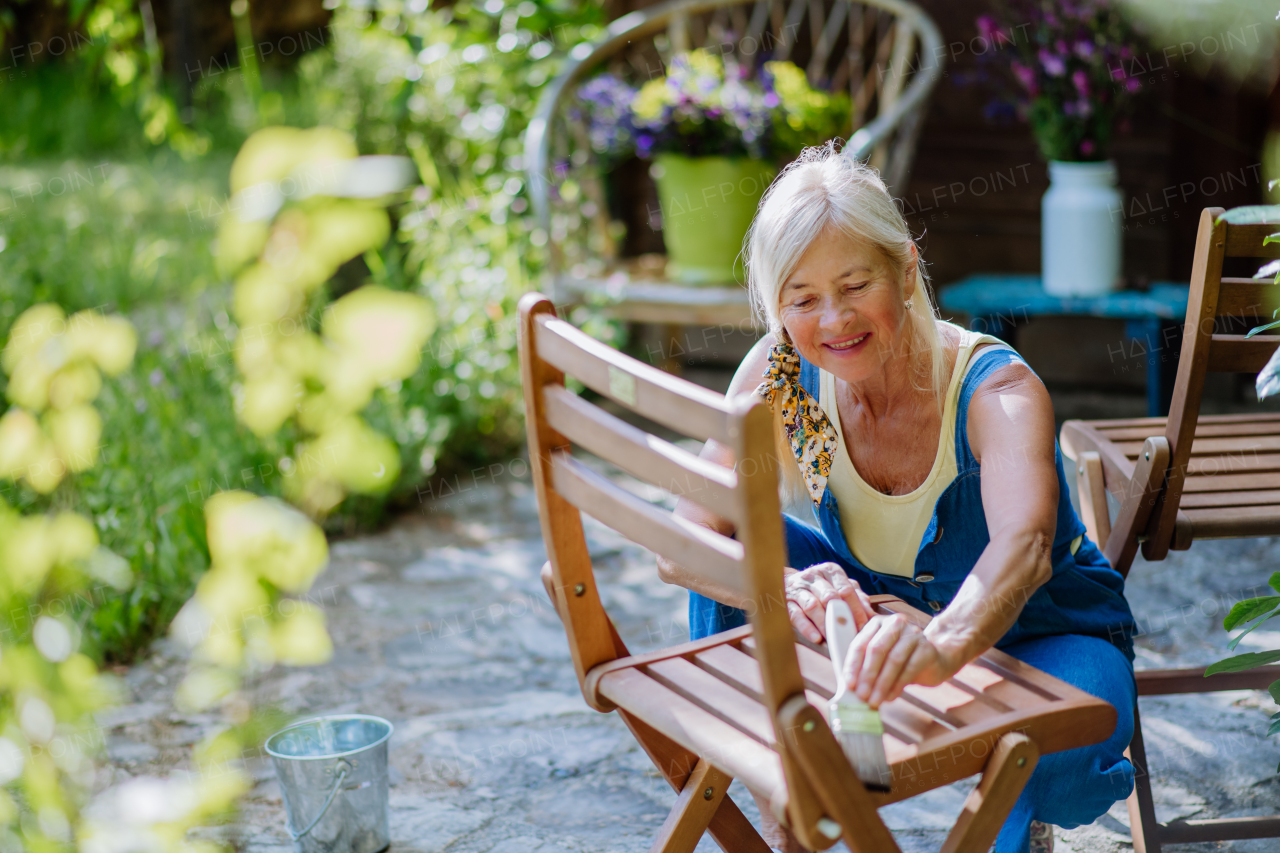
[1207,334,1280,373]
[1226,223,1280,258]
[549,451,753,598]
[745,0,771,44]
[1216,277,1272,317]
[1142,208,1280,559]
[543,384,747,526]
[534,314,736,443]
[775,0,807,61]
[807,0,848,82]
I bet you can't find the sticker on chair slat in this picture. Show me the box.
[607,366,637,405]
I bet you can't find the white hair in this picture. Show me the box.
[742,141,946,504]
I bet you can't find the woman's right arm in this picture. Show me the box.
[655,334,873,639]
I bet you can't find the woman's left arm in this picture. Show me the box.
[844,360,1060,707]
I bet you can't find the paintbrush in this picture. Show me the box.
[825,598,891,791]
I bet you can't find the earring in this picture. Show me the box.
[904,299,914,310]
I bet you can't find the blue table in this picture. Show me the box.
[938,275,1190,416]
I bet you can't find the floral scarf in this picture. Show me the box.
[754,342,838,505]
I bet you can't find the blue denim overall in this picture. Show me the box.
[688,345,1137,853]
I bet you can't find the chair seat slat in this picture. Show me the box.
[1114,435,1280,457]
[1090,412,1280,430]
[535,314,735,443]
[948,667,1043,714]
[1183,470,1280,492]
[595,667,787,794]
[694,644,766,700]
[550,451,751,599]
[543,385,745,526]
[1178,489,1280,508]
[1099,418,1280,441]
[645,658,777,746]
[1188,453,1280,476]
[1182,504,1280,537]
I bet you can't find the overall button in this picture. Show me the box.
[916,573,935,583]
[927,601,942,612]
[932,526,944,544]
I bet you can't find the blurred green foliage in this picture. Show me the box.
[0,0,608,662]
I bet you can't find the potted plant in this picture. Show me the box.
[976,1,1144,297]
[577,50,851,285]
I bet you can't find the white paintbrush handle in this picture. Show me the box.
[825,598,859,696]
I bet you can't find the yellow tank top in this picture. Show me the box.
[818,328,1009,577]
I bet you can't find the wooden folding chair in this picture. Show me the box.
[1061,207,1280,852]
[519,292,1118,852]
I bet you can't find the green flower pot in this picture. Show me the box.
[652,154,776,285]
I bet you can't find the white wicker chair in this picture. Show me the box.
[524,0,943,328]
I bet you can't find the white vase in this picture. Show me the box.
[1041,160,1123,297]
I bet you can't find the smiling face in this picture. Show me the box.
[777,225,916,385]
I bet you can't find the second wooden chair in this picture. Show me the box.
[1062,207,1280,852]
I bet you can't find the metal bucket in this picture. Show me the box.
[265,714,394,853]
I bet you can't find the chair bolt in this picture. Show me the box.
[802,720,815,732]
[703,787,714,800]
[1144,451,1150,461]
[573,583,586,596]
[1017,757,1027,768]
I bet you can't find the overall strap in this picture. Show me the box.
[955,344,1024,470]
[798,350,820,400]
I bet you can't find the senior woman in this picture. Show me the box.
[656,143,1136,853]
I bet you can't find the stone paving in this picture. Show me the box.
[105,459,1280,852]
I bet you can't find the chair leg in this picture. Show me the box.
[649,758,732,853]
[778,696,902,853]
[939,733,1039,853]
[1077,451,1111,550]
[1126,704,1162,853]
[1102,436,1169,577]
[620,711,773,853]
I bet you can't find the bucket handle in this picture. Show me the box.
[287,759,351,841]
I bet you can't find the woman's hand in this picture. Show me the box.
[841,613,961,708]
[784,563,874,643]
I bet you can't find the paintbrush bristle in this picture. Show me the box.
[830,697,892,792]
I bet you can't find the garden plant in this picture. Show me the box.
[0,0,608,845]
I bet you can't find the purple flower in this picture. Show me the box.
[763,91,779,108]
[1071,69,1089,95]
[1039,50,1066,77]
[976,14,1008,44]
[1124,77,1141,93]
[1011,61,1038,93]
[1074,40,1094,59]
[1080,139,1096,156]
